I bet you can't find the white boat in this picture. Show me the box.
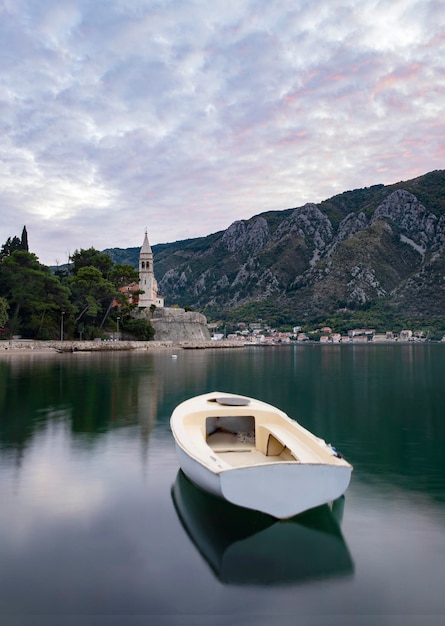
[170,391,353,519]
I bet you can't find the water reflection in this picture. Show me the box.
[1,348,445,619]
[1,346,445,504]
[0,352,161,455]
[172,471,354,585]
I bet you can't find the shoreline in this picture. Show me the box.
[0,339,245,355]
[1,338,442,357]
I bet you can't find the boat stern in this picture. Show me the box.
[220,463,352,519]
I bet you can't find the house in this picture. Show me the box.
[351,335,368,343]
[117,282,139,305]
[348,328,375,341]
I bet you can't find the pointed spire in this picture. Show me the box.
[141,230,152,254]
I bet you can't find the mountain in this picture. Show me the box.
[105,170,445,330]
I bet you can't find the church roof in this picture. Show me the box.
[141,231,152,254]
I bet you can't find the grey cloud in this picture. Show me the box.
[0,0,444,265]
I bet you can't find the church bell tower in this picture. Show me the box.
[138,231,155,308]
[138,231,164,308]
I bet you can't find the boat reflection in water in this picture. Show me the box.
[172,471,354,585]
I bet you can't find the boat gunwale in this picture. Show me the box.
[170,392,352,474]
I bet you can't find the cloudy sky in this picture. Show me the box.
[1,0,444,266]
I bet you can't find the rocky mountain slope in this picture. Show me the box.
[106,170,445,327]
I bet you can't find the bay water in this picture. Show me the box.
[1,344,444,625]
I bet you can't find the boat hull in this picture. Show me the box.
[221,462,351,519]
[175,441,351,519]
[175,442,222,498]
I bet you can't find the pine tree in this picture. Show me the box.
[0,236,21,260]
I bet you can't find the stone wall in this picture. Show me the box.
[0,339,242,353]
[146,307,211,342]
[0,340,175,352]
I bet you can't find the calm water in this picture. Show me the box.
[1,344,444,626]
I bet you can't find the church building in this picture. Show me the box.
[138,231,164,308]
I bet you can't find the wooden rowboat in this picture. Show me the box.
[170,391,353,519]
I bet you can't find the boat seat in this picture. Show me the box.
[259,424,317,463]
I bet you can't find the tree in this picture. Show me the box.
[70,248,114,278]
[0,226,29,260]
[0,236,22,260]
[0,250,72,338]
[68,266,116,325]
[53,247,143,336]
[108,263,139,288]
[20,226,29,251]
[0,297,8,332]
[122,318,155,340]
[0,243,145,340]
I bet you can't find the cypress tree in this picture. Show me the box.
[21,226,29,251]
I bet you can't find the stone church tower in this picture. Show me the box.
[138,231,164,308]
